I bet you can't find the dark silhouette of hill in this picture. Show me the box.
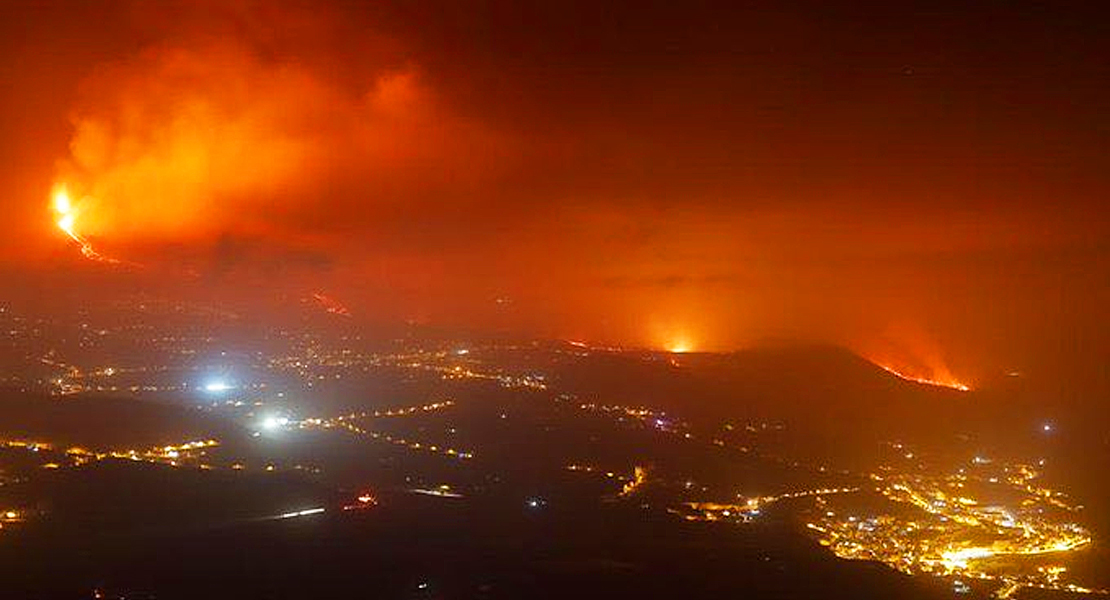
[547,344,979,459]
[0,389,242,449]
[0,479,951,600]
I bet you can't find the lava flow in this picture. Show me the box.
[311,292,352,317]
[51,185,118,264]
[876,363,971,392]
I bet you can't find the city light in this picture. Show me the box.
[804,461,1099,596]
[204,380,232,393]
[261,416,289,431]
[620,466,648,497]
[2,3,1104,599]
[275,507,325,519]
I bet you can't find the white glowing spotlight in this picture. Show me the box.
[275,507,325,519]
[261,416,290,431]
[204,380,232,393]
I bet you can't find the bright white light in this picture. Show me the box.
[276,507,325,519]
[941,547,993,569]
[204,381,231,393]
[261,416,289,431]
[1042,422,1054,433]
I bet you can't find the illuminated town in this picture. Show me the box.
[802,459,1104,597]
[0,437,219,469]
[0,296,1106,598]
[2,2,1109,598]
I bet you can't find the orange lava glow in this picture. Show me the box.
[52,186,80,242]
[666,338,694,354]
[875,363,971,392]
[311,292,352,317]
[50,185,118,264]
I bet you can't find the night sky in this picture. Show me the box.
[1,1,1107,387]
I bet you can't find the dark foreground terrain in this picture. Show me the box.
[0,462,947,600]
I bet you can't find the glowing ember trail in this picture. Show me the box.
[875,363,971,392]
[50,185,119,264]
[311,292,352,317]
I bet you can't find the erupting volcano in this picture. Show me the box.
[50,185,117,264]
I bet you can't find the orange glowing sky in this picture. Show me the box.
[1,1,1109,386]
